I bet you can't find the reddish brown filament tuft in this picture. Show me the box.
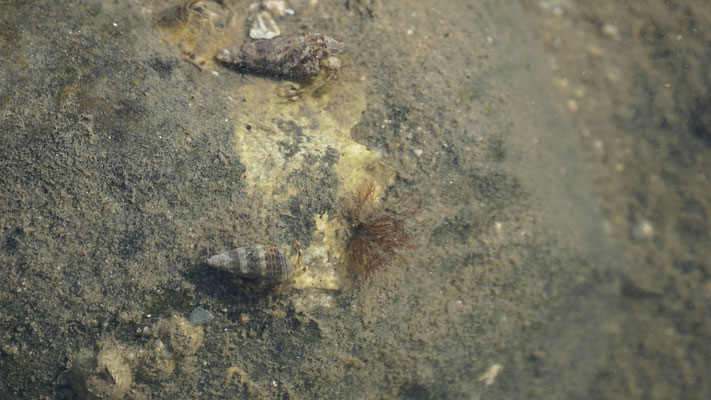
[337,182,420,279]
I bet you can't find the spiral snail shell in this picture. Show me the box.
[207,243,302,285]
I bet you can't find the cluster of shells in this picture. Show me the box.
[69,315,204,400]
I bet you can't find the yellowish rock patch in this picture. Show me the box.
[226,76,392,298]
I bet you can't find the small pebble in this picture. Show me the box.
[189,307,214,325]
[631,219,654,241]
[413,148,423,157]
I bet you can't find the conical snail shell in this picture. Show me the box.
[207,244,294,285]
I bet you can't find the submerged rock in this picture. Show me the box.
[188,306,214,325]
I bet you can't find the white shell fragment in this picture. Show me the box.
[249,11,280,39]
[206,251,233,269]
[478,363,503,386]
[263,0,287,16]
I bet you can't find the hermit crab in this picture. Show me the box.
[215,33,347,100]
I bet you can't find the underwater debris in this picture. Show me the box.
[337,182,420,279]
[215,33,346,80]
[207,242,305,286]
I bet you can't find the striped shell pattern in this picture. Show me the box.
[207,244,294,285]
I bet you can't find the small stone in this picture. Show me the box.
[263,0,287,16]
[189,307,214,325]
[477,363,503,386]
[631,219,654,240]
[601,23,619,39]
[413,148,423,157]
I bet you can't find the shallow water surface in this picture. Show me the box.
[1,1,710,398]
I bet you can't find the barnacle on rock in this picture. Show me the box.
[162,315,204,357]
[138,340,176,383]
[70,338,134,400]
